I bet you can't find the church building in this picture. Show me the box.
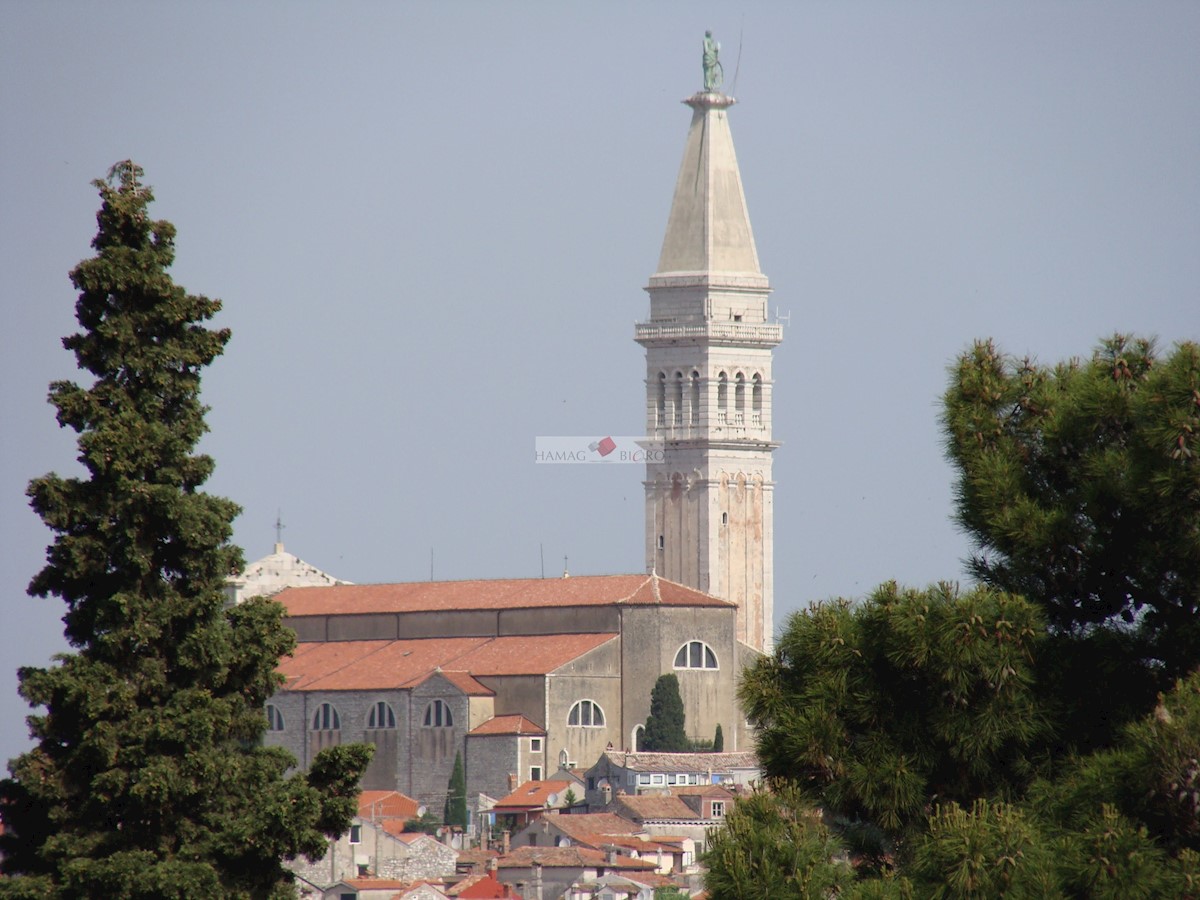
[253,65,781,815]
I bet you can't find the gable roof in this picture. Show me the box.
[410,669,495,696]
[496,846,655,871]
[538,813,640,842]
[278,634,618,691]
[359,790,420,822]
[468,715,545,737]
[610,795,698,822]
[277,573,733,617]
[494,780,573,810]
[598,750,759,773]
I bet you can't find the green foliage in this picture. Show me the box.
[942,336,1200,739]
[404,811,441,835]
[444,750,467,829]
[562,786,578,807]
[643,673,689,752]
[714,723,724,752]
[742,582,1048,850]
[907,800,1063,898]
[703,785,851,900]
[652,888,691,900]
[0,163,370,898]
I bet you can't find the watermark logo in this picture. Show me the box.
[535,436,666,464]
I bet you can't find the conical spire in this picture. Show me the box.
[655,93,762,278]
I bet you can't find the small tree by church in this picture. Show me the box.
[444,751,468,829]
[643,674,689,752]
[0,163,371,898]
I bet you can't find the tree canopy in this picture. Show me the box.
[0,163,370,899]
[719,334,1200,897]
[943,336,1200,683]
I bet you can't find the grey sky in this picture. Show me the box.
[2,2,1197,765]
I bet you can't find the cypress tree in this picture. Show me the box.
[643,673,688,752]
[0,163,370,899]
[713,723,724,753]
[444,750,467,829]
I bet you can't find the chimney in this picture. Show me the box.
[508,773,519,792]
[502,830,511,856]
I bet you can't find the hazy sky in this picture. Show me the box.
[2,2,1197,765]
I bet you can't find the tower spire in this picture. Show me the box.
[636,43,782,653]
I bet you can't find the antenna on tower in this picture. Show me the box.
[274,509,286,551]
[540,543,545,579]
[774,306,792,327]
[562,555,570,579]
[730,20,745,96]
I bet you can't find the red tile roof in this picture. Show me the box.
[468,714,545,736]
[494,780,573,810]
[359,790,420,822]
[277,573,732,617]
[611,795,698,821]
[496,846,655,871]
[541,813,640,842]
[277,634,618,691]
[451,873,516,898]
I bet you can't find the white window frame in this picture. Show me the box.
[711,801,726,818]
[567,699,606,728]
[674,640,719,670]
[530,737,543,753]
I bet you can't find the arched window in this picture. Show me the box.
[656,372,666,427]
[266,704,285,732]
[675,640,719,670]
[734,373,746,423]
[423,699,453,728]
[311,702,340,731]
[717,373,728,423]
[690,371,701,425]
[673,373,684,426]
[367,701,396,729]
[632,724,645,751]
[752,373,763,422]
[567,700,606,727]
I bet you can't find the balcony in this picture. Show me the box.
[634,320,784,348]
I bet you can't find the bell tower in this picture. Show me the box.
[636,78,782,653]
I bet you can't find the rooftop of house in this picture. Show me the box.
[358,790,421,822]
[495,846,656,871]
[468,714,545,737]
[536,813,640,842]
[494,780,574,811]
[278,633,618,691]
[276,573,734,617]
[596,750,759,773]
[609,794,699,822]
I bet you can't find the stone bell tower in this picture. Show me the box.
[635,65,782,653]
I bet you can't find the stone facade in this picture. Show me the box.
[290,817,456,887]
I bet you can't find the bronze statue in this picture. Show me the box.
[703,30,723,92]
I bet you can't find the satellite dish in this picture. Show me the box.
[417,805,427,817]
[546,793,559,807]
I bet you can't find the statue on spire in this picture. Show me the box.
[703,30,723,92]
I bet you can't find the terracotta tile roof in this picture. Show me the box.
[455,848,499,869]
[611,795,698,821]
[600,750,759,773]
[359,790,421,822]
[277,573,732,617]
[668,784,736,799]
[494,780,573,810]
[542,813,640,842]
[468,714,545,736]
[449,873,514,898]
[277,634,618,691]
[344,878,412,889]
[496,846,655,871]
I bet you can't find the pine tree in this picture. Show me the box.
[642,674,688,752]
[444,750,467,829]
[0,163,370,899]
[943,336,1200,745]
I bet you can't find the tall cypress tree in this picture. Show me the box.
[0,162,370,899]
[643,674,688,752]
[444,750,468,830]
